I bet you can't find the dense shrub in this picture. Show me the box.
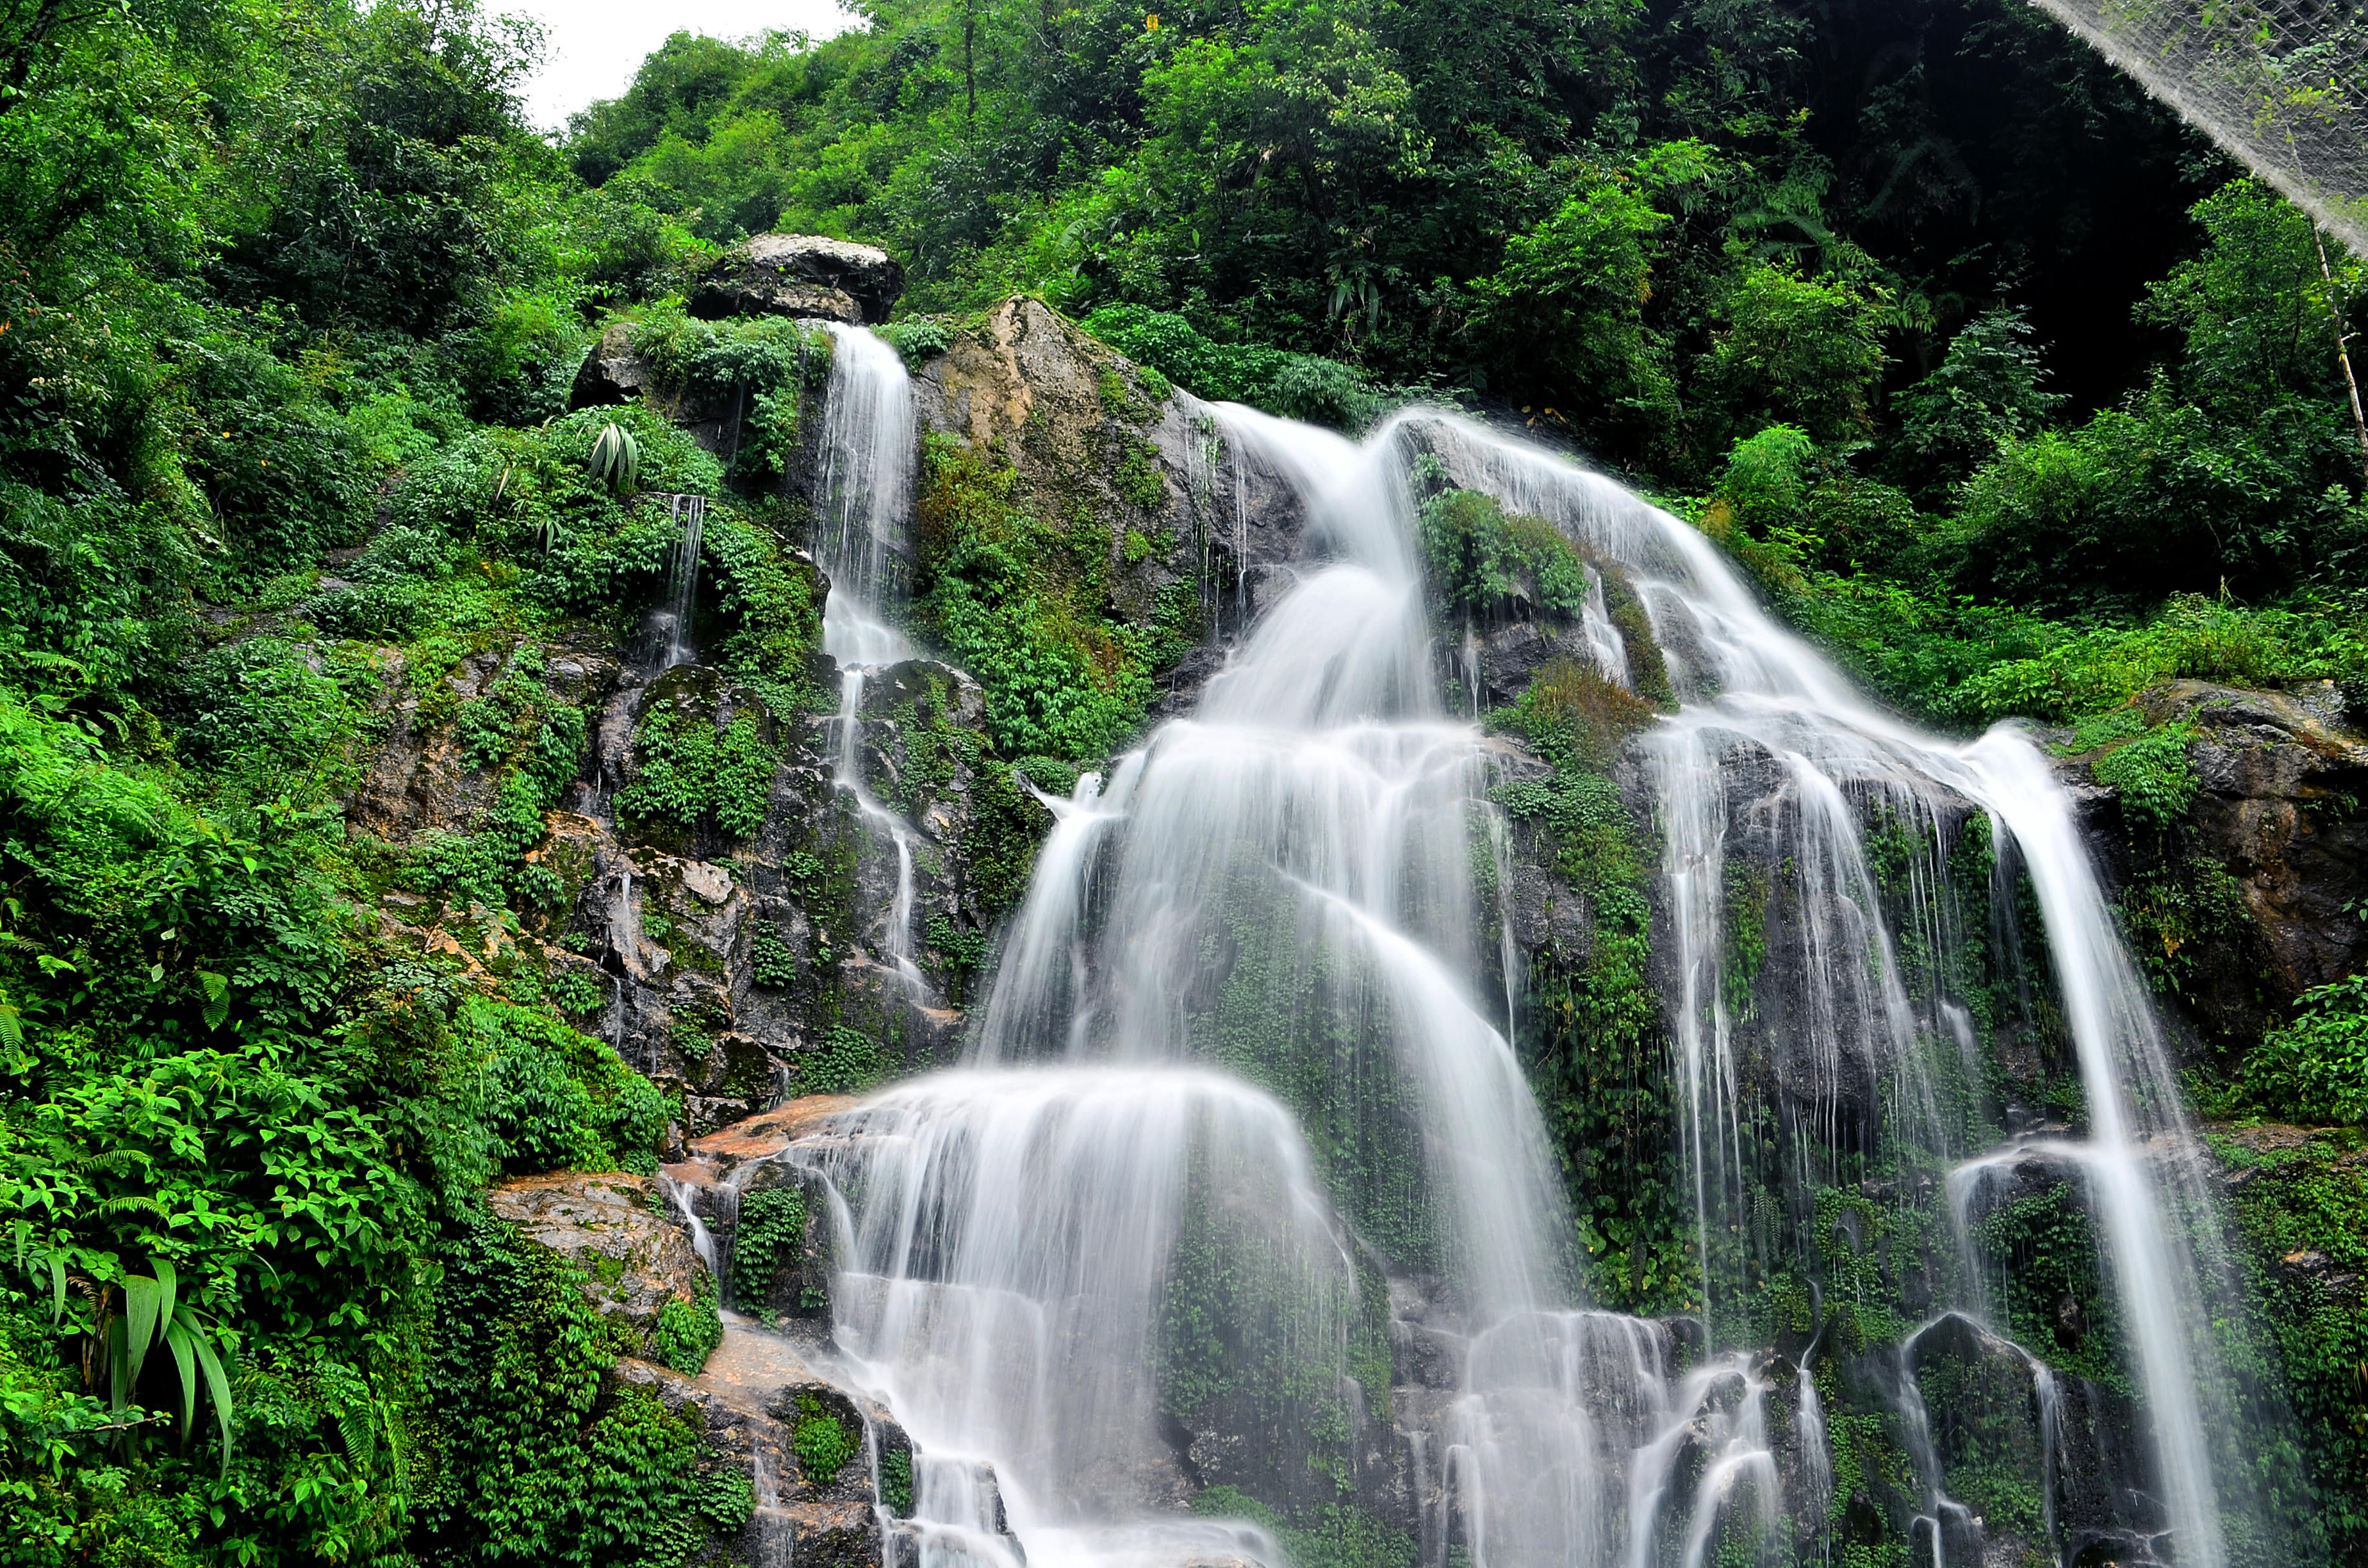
[2231,976,2368,1125]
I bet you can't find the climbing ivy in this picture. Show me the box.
[730,1188,809,1311]
[648,1272,722,1375]
[416,1211,738,1567]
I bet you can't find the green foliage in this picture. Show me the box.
[418,1209,723,1567]
[648,1273,722,1375]
[1497,665,1692,1312]
[615,694,779,842]
[750,920,800,989]
[2226,976,2368,1125]
[879,318,955,372]
[729,1188,809,1310]
[1698,265,1890,446]
[798,1026,885,1096]
[1417,487,1595,625]
[2118,859,2253,1006]
[1080,306,1402,432]
[879,1446,914,1514]
[1188,1485,1416,1568]
[1969,1182,2126,1391]
[2210,1129,2368,1561]
[2087,722,2199,831]
[464,997,671,1177]
[914,434,1167,759]
[1889,307,2064,503]
[790,1394,857,1485]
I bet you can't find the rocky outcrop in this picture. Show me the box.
[614,1321,1019,1568]
[2146,681,2368,993]
[691,235,905,326]
[570,320,661,411]
[911,296,1311,706]
[2068,680,2368,1058]
[489,1172,707,1347]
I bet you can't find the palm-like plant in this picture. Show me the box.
[103,1260,236,1471]
[586,421,641,494]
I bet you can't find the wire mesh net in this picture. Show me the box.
[2026,0,2368,253]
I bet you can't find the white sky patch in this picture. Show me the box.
[506,0,863,132]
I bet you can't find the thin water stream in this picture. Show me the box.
[780,389,2248,1568]
[815,322,928,999]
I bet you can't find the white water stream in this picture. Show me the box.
[782,396,2246,1568]
[816,322,928,998]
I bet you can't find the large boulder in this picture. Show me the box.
[2144,680,2368,999]
[2074,679,2368,1056]
[691,235,904,326]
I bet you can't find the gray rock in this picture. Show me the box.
[691,234,905,326]
[571,320,657,408]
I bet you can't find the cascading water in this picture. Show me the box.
[815,322,928,997]
[787,395,2256,1568]
[660,493,707,669]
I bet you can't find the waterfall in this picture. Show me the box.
[817,322,917,669]
[661,493,707,669]
[787,400,2249,1568]
[815,322,927,999]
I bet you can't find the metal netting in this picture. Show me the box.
[2027,0,2368,253]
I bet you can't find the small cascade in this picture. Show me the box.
[1620,1353,1776,1568]
[812,322,929,1002]
[890,1455,1029,1568]
[831,667,927,999]
[660,493,708,669]
[748,1416,797,1568]
[793,1065,1353,1563]
[1797,1365,1832,1564]
[1895,1341,1979,1567]
[972,764,1139,1061]
[660,1173,718,1277]
[1577,564,1631,686]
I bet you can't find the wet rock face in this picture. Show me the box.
[549,651,1013,1133]
[2157,682,2368,990]
[2075,680,2368,1054]
[691,234,905,327]
[910,296,1311,711]
[489,1172,707,1350]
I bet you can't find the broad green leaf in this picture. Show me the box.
[188,1323,235,1473]
[47,1255,64,1327]
[164,1318,197,1436]
[123,1275,160,1390]
[151,1258,176,1334]
[108,1318,129,1414]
